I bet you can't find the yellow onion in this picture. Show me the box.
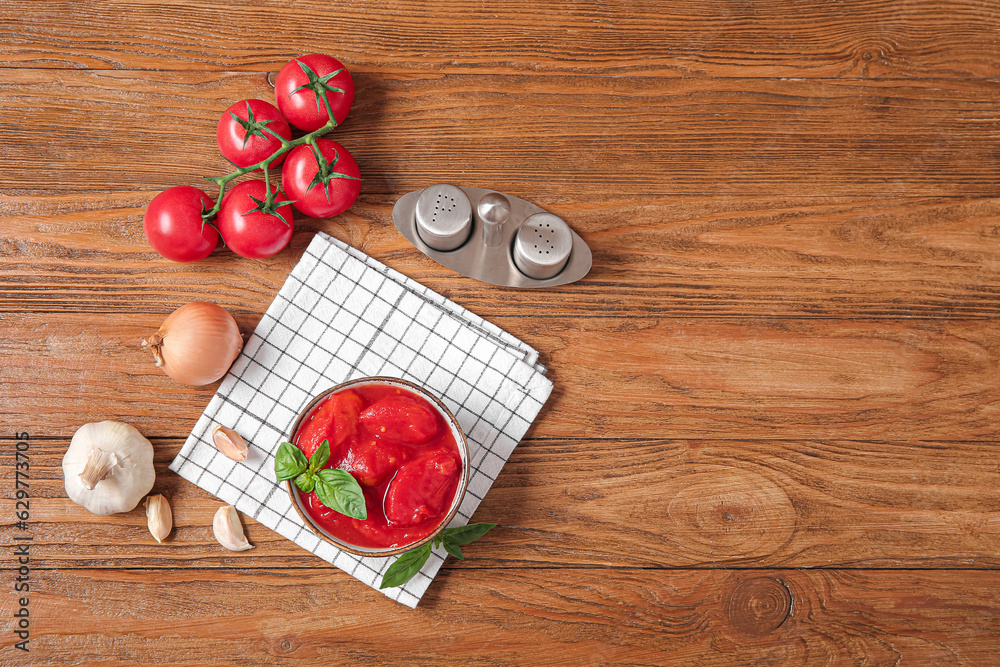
[142,302,243,386]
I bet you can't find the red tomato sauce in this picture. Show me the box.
[293,384,463,549]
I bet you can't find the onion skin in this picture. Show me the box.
[144,302,243,386]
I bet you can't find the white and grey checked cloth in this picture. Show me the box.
[169,232,553,607]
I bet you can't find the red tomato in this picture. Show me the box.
[334,439,412,488]
[360,395,440,445]
[295,390,365,458]
[275,54,354,132]
[143,186,218,262]
[216,99,292,169]
[281,139,361,218]
[295,407,331,460]
[384,450,460,526]
[216,180,294,259]
[328,390,365,448]
[306,491,339,522]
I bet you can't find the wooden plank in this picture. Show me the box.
[2,1,999,79]
[1,568,997,665]
[4,437,999,569]
[2,70,999,197]
[3,193,1000,319]
[1,313,997,440]
[5,1,999,662]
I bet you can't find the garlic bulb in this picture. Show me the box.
[62,421,155,515]
[213,505,253,551]
[146,494,172,543]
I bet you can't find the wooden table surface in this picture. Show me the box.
[2,1,1000,664]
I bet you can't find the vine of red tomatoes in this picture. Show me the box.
[144,54,362,262]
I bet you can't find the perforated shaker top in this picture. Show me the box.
[513,212,573,279]
[414,183,473,251]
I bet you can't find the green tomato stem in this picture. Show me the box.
[201,115,339,223]
[262,163,273,207]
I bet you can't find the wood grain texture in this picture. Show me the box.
[4,194,1000,320]
[1,568,998,665]
[3,70,1000,197]
[2,0,999,79]
[3,437,999,569]
[2,314,998,440]
[3,0,999,662]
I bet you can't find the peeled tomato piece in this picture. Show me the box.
[384,451,460,526]
[359,395,439,445]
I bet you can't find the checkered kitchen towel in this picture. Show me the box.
[169,232,553,607]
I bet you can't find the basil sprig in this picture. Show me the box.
[275,440,366,520]
[380,523,496,589]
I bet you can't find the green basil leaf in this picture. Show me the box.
[308,440,330,473]
[379,543,432,589]
[314,468,367,520]
[442,539,465,560]
[274,442,308,481]
[294,470,316,493]
[441,523,497,546]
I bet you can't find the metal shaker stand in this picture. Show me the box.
[391,184,592,288]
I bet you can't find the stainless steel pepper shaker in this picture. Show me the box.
[512,212,573,279]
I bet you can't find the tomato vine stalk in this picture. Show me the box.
[201,92,340,223]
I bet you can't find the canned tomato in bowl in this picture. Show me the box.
[284,377,469,557]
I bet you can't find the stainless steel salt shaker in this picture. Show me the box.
[513,212,573,279]
[414,183,472,251]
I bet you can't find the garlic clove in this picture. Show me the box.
[145,494,172,543]
[213,505,253,552]
[211,424,249,462]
